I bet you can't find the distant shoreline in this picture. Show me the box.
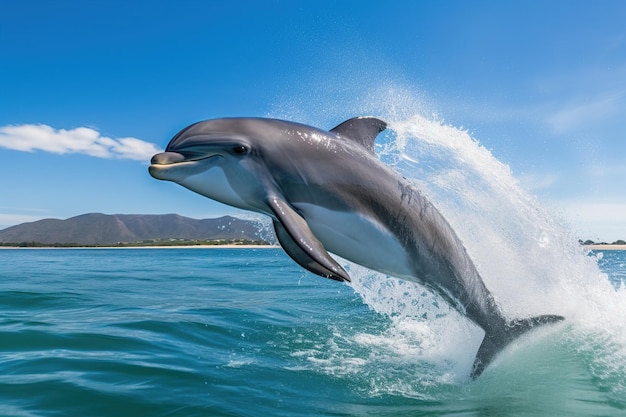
[0,244,280,250]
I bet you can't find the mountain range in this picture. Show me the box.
[0,213,271,245]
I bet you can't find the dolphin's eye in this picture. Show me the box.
[232,145,248,155]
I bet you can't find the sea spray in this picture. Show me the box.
[269,81,626,394]
[346,264,482,380]
[344,112,626,396]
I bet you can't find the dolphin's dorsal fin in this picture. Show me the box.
[268,196,350,282]
[330,117,387,153]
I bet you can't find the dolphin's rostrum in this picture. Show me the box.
[149,116,563,378]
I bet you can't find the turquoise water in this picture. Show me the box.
[3,115,626,416]
[1,247,625,417]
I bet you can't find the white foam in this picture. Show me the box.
[341,112,625,394]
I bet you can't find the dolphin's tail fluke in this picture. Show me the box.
[471,314,564,378]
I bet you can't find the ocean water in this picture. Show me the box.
[0,247,625,417]
[2,116,626,416]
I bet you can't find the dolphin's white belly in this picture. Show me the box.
[294,203,413,279]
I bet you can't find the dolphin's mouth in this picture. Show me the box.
[151,150,224,165]
[148,151,220,179]
[150,151,186,165]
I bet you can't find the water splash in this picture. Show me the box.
[384,114,626,319]
[270,80,626,397]
[297,110,624,399]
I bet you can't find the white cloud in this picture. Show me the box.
[0,124,163,161]
[585,161,626,179]
[546,92,624,134]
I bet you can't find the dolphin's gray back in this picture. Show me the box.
[270,125,506,333]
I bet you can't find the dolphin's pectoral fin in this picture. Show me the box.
[273,220,350,282]
[471,314,565,378]
[268,197,350,282]
[330,117,387,154]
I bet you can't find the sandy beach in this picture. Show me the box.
[114,244,280,249]
[585,244,626,251]
[0,245,280,250]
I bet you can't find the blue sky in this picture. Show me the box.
[1,0,625,241]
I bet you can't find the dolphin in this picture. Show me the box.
[149,116,563,378]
